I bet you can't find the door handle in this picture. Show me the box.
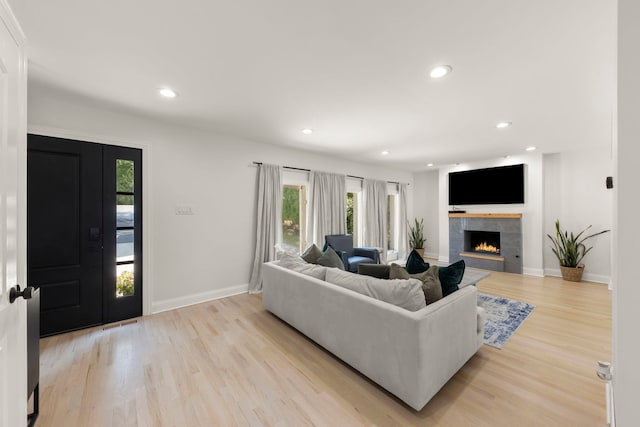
[9,284,34,304]
[89,227,101,242]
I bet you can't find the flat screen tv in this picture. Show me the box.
[448,164,525,205]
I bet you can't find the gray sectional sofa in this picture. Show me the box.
[262,260,486,411]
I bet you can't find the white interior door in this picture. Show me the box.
[0,5,27,427]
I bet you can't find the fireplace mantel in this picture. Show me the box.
[448,213,522,219]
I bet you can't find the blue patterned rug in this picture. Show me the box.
[477,293,535,349]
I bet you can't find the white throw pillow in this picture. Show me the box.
[274,243,298,260]
[325,269,426,312]
[278,253,327,280]
[278,252,306,268]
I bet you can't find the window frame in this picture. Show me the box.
[282,170,309,253]
[386,184,400,261]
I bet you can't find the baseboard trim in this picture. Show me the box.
[152,283,248,314]
[544,268,610,284]
[425,252,439,260]
[438,255,449,263]
[523,267,544,277]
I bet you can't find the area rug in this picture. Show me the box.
[477,293,535,349]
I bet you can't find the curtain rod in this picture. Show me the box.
[252,161,407,186]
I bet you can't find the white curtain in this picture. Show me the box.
[249,164,282,293]
[306,171,347,246]
[398,183,409,260]
[362,179,388,262]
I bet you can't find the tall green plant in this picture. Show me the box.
[547,220,609,267]
[408,218,425,249]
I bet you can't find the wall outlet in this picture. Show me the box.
[175,205,195,215]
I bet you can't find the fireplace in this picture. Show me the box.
[449,213,522,274]
[464,230,500,255]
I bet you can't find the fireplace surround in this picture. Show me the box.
[449,213,523,274]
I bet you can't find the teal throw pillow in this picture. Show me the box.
[406,249,430,274]
[317,246,346,270]
[439,260,465,297]
[301,244,323,264]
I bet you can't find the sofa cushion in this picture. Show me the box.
[317,246,346,270]
[389,263,443,305]
[325,268,426,312]
[301,244,323,264]
[277,253,328,280]
[357,263,390,279]
[439,260,466,296]
[405,249,430,274]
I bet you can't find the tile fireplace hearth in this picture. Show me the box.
[449,213,523,274]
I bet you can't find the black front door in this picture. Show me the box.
[27,134,142,336]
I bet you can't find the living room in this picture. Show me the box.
[1,1,639,426]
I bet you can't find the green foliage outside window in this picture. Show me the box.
[117,270,134,297]
[117,159,134,193]
[282,187,300,225]
[282,186,301,249]
[346,193,354,235]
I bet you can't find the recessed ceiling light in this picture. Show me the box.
[526,146,537,151]
[381,150,390,155]
[301,128,313,135]
[427,163,434,167]
[429,65,452,79]
[159,87,177,98]
[496,121,512,129]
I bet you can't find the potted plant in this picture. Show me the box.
[408,218,426,258]
[547,220,609,282]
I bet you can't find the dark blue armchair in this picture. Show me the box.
[324,234,380,272]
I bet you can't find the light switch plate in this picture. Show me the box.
[175,205,195,215]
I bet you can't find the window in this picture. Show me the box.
[116,159,135,297]
[387,194,396,251]
[387,193,399,261]
[347,192,359,244]
[282,185,307,253]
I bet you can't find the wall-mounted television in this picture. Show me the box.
[448,164,525,205]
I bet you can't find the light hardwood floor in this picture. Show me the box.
[38,271,611,426]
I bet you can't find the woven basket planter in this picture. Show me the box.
[560,264,585,282]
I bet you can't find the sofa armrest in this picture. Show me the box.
[353,247,379,262]
[413,285,482,408]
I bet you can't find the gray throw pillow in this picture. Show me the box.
[301,244,323,264]
[389,263,443,305]
[357,263,390,279]
[325,268,426,311]
[317,247,345,270]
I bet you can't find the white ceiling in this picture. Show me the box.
[10,0,616,171]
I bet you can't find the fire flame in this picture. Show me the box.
[474,242,500,254]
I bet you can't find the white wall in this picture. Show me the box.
[543,149,613,283]
[615,0,640,424]
[437,154,545,276]
[27,82,413,313]
[412,170,439,258]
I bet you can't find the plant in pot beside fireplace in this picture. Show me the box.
[547,220,609,282]
[408,218,426,258]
